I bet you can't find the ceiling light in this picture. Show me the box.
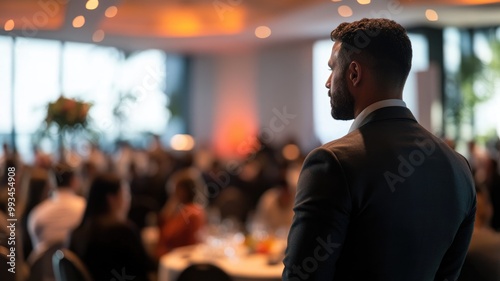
[357,0,371,4]
[338,5,353,17]
[425,9,439,21]
[72,16,85,28]
[255,26,271,39]
[4,19,15,31]
[105,6,118,18]
[92,30,105,42]
[86,0,99,10]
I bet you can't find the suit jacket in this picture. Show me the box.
[283,107,476,281]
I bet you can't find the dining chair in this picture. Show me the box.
[176,263,233,281]
[26,242,64,281]
[52,249,93,281]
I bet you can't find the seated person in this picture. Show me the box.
[156,169,206,258]
[20,168,50,260]
[459,186,500,281]
[254,159,302,234]
[69,173,155,281]
[28,163,85,258]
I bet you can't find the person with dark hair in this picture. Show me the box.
[28,163,85,257]
[156,169,206,258]
[69,173,155,281]
[20,168,50,260]
[255,159,303,234]
[283,18,475,281]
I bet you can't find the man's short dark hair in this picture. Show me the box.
[52,163,75,188]
[330,18,412,89]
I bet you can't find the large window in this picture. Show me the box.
[0,37,13,135]
[0,36,170,162]
[443,27,500,147]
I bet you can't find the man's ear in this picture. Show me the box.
[348,61,362,86]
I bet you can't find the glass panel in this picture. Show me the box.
[0,36,13,138]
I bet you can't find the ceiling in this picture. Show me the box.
[1,0,500,54]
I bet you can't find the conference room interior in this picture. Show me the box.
[1,0,500,280]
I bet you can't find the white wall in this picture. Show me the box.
[189,41,319,159]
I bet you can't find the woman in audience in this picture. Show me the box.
[20,168,50,260]
[69,173,155,281]
[156,168,206,258]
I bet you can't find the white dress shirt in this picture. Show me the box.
[348,99,407,133]
[28,189,86,258]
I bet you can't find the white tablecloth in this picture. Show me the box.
[158,244,283,281]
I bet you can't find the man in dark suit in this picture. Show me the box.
[283,18,476,281]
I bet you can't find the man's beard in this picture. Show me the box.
[330,76,355,120]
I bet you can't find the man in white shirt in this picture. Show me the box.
[28,163,86,259]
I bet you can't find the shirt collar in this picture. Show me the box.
[348,99,407,133]
[51,188,76,199]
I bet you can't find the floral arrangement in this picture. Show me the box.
[33,96,96,163]
[45,96,92,129]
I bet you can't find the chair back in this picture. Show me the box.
[52,249,93,281]
[176,263,232,281]
[27,243,63,281]
[0,246,15,281]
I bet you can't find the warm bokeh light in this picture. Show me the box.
[161,10,202,37]
[357,0,371,4]
[282,144,301,161]
[331,0,342,2]
[92,29,105,42]
[255,26,271,39]
[72,16,85,28]
[105,6,118,18]
[100,5,245,37]
[400,0,500,5]
[4,19,14,31]
[85,0,99,10]
[338,5,353,17]
[425,9,439,21]
[170,134,195,151]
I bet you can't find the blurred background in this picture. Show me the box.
[0,0,499,160]
[1,1,500,281]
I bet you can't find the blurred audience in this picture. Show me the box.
[28,163,85,258]
[32,145,53,169]
[69,173,155,281]
[20,168,50,260]
[459,186,500,281]
[86,143,108,173]
[232,157,269,212]
[254,158,302,234]
[467,140,500,230]
[485,158,500,230]
[156,168,206,258]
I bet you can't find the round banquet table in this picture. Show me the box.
[158,244,283,281]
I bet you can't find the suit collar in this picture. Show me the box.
[357,106,417,129]
[349,99,406,133]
